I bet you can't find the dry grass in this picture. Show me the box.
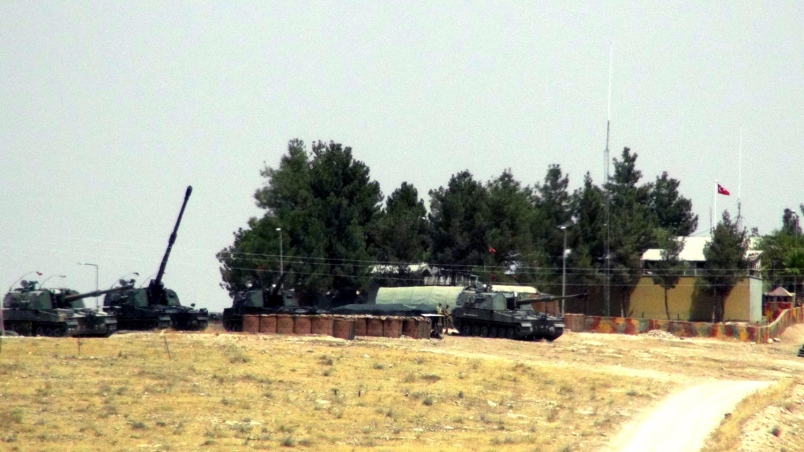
[702,378,794,452]
[0,332,669,451]
[3,325,804,452]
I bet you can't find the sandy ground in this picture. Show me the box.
[403,324,804,451]
[131,322,804,451]
[606,380,772,452]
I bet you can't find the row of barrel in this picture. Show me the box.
[242,314,433,340]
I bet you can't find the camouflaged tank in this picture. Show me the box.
[103,186,208,331]
[2,280,122,337]
[451,283,586,342]
[104,285,207,330]
[222,273,297,332]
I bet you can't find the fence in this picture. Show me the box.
[564,307,804,344]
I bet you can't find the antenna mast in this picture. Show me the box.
[604,45,612,317]
[737,127,743,230]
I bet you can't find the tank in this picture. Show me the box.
[222,273,302,332]
[451,283,586,341]
[103,186,208,331]
[2,280,123,337]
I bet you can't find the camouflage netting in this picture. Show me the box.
[331,303,437,317]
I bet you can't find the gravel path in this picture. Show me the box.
[606,380,772,452]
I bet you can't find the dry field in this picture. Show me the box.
[0,324,803,452]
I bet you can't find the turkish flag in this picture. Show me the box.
[488,246,496,254]
[717,184,730,196]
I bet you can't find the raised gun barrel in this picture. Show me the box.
[514,291,588,307]
[148,186,192,302]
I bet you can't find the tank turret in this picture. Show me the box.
[451,283,586,341]
[222,272,297,332]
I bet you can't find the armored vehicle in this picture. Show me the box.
[2,280,122,337]
[222,274,303,332]
[103,186,208,331]
[451,283,585,341]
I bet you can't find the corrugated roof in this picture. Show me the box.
[766,287,793,297]
[486,285,539,294]
[641,237,710,262]
[641,236,761,262]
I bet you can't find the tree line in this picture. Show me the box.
[216,139,798,319]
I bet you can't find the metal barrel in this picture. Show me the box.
[63,285,129,302]
[153,185,192,287]
[515,291,588,306]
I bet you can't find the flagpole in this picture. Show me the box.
[712,180,718,234]
[604,43,613,318]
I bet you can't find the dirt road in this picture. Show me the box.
[606,380,772,452]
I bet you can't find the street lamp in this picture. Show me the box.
[276,228,283,277]
[40,274,66,288]
[558,225,570,317]
[77,262,99,309]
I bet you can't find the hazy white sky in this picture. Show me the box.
[2,2,802,312]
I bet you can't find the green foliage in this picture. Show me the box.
[217,140,383,301]
[702,211,748,322]
[429,171,491,273]
[219,140,700,313]
[651,230,686,320]
[372,182,431,286]
[605,148,656,316]
[485,170,539,283]
[531,165,572,288]
[759,205,804,294]
[569,173,605,310]
[648,172,698,236]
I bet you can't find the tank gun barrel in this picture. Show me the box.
[270,272,287,297]
[63,285,130,302]
[515,291,587,306]
[152,185,192,288]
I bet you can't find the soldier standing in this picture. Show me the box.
[443,305,452,334]
[436,303,445,333]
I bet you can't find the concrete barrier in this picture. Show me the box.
[566,307,804,343]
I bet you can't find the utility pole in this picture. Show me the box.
[276,228,283,277]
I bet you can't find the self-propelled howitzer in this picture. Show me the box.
[103,186,208,331]
[2,281,123,337]
[222,273,300,332]
[451,285,586,341]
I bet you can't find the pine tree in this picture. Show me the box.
[651,229,686,320]
[702,211,748,322]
